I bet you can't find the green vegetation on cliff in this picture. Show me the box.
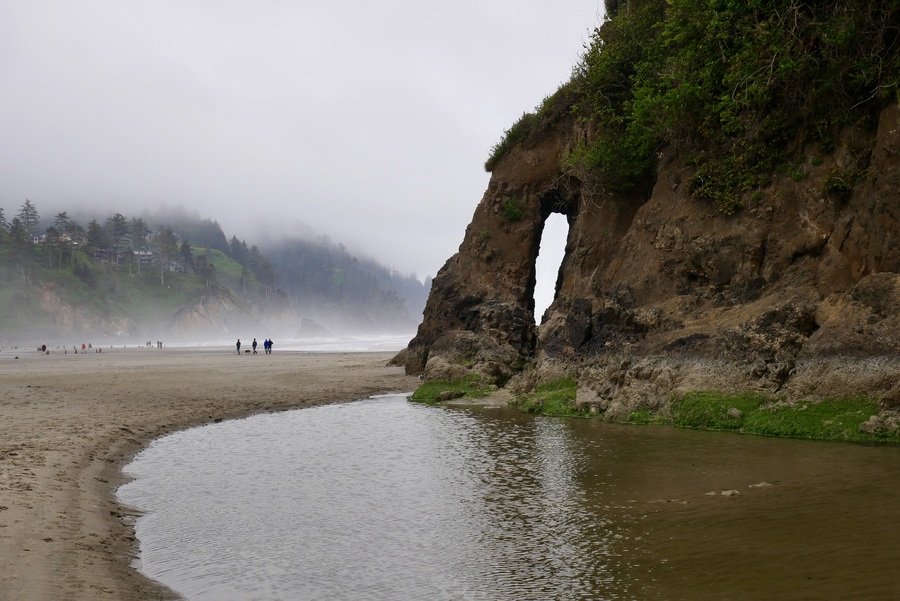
[488,0,900,214]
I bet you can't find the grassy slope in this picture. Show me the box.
[0,247,248,340]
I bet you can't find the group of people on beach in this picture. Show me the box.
[236,338,274,354]
[36,343,100,355]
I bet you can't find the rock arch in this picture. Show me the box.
[403,153,583,381]
[403,105,900,417]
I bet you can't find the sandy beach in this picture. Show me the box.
[0,346,420,601]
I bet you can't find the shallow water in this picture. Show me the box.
[119,394,900,601]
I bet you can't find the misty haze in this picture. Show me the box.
[0,1,596,347]
[0,198,432,346]
[5,3,900,601]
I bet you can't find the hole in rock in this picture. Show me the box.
[533,213,568,324]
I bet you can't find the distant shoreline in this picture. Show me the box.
[0,347,420,601]
[1,332,415,356]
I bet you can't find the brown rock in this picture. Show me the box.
[403,106,900,417]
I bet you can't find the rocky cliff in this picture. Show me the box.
[28,283,261,343]
[403,105,900,418]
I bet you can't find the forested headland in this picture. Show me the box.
[0,199,429,344]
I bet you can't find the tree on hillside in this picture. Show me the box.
[53,211,70,232]
[129,218,150,272]
[44,225,60,268]
[106,213,129,252]
[17,199,40,236]
[229,235,248,264]
[86,219,111,260]
[8,218,28,251]
[245,244,276,298]
[51,212,74,267]
[152,226,179,286]
[7,217,34,283]
[67,221,86,254]
[180,239,194,272]
[130,217,150,249]
[256,258,276,300]
[171,218,229,252]
[0,208,7,246]
[194,251,216,289]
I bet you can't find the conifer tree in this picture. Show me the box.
[17,199,40,235]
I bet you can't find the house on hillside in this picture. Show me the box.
[93,248,119,263]
[133,250,154,266]
[92,248,156,266]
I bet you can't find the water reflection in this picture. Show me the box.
[119,395,900,601]
[424,408,636,599]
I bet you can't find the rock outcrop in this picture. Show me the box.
[404,105,900,417]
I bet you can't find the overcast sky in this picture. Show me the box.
[1,1,602,292]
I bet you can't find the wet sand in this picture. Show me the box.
[0,346,420,601]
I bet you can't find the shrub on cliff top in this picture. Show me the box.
[489,0,900,212]
[484,78,581,172]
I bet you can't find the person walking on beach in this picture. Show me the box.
[268,339,273,354]
[236,339,241,354]
[252,338,258,354]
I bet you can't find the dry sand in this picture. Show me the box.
[0,345,420,601]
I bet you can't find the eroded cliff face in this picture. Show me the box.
[405,105,900,415]
[26,283,263,343]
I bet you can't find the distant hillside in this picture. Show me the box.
[260,236,430,325]
[0,202,428,343]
